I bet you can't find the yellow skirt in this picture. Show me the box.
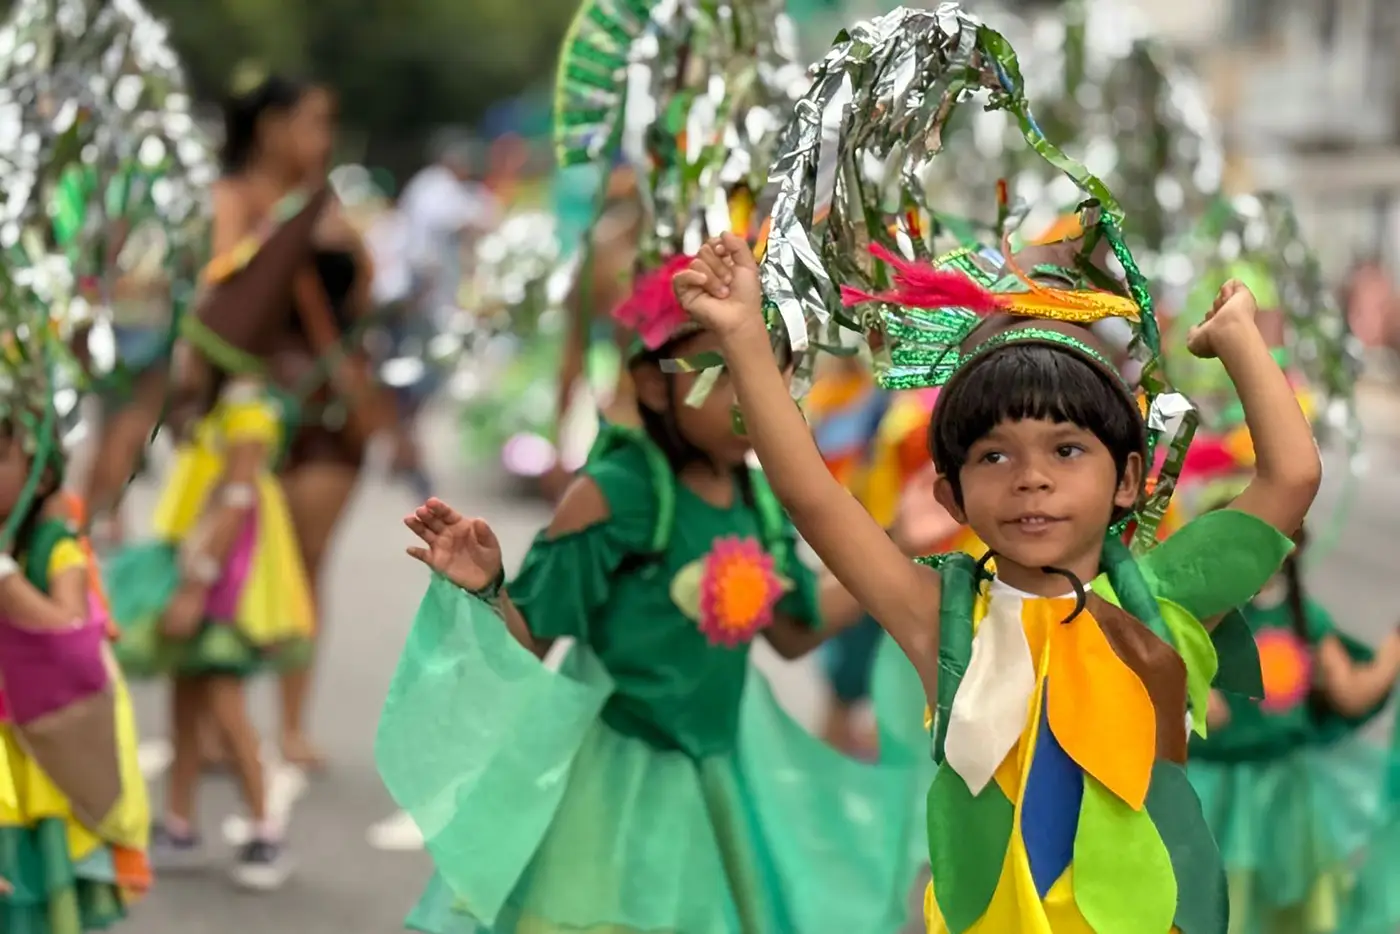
[151,439,315,649]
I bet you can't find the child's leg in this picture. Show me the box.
[207,675,294,890]
[204,676,267,823]
[165,675,207,825]
[152,675,211,869]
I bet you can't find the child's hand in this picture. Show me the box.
[1187,279,1259,359]
[404,498,504,593]
[1205,689,1231,730]
[161,583,206,640]
[673,232,766,342]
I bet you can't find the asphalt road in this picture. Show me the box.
[109,388,1400,934]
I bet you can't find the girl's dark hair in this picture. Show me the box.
[0,419,64,562]
[631,333,713,475]
[630,334,756,502]
[1281,525,1331,718]
[221,74,310,174]
[930,343,1144,505]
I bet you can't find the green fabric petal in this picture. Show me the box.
[1137,510,1295,621]
[1073,776,1176,933]
[1098,536,1176,648]
[1145,762,1228,934]
[1209,610,1265,699]
[669,560,703,620]
[921,551,978,765]
[1157,598,1219,738]
[926,765,1012,933]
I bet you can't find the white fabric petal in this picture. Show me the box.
[942,592,1037,795]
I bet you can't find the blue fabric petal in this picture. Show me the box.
[1022,683,1083,897]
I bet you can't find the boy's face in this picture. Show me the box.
[934,417,1141,581]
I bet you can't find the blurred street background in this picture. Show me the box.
[19,0,1400,929]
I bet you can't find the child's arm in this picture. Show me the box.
[0,563,82,629]
[764,574,869,659]
[1316,629,1400,717]
[0,500,93,629]
[1189,280,1322,536]
[406,481,624,661]
[675,234,942,696]
[1205,689,1231,730]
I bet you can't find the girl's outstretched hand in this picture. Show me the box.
[673,232,766,341]
[404,498,503,593]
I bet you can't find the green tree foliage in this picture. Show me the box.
[140,0,577,174]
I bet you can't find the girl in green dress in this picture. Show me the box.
[377,262,928,933]
[1188,514,1400,934]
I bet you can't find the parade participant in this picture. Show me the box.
[396,135,500,499]
[672,11,1319,929]
[105,66,335,888]
[0,344,151,929]
[378,259,924,934]
[376,2,925,929]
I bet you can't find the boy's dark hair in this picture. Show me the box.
[929,343,1144,505]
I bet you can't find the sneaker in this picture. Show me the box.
[149,822,207,872]
[231,838,292,892]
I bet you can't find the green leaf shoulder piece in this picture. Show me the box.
[1135,509,1294,622]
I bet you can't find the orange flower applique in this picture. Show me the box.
[1256,628,1312,713]
[697,536,785,647]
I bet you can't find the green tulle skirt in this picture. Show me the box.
[1189,735,1400,934]
[379,576,925,934]
[0,820,126,934]
[104,542,310,679]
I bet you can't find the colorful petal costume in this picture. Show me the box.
[0,231,151,931]
[724,7,1306,931]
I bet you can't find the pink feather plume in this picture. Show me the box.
[612,254,696,350]
[840,242,1006,315]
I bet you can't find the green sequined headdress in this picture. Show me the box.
[743,5,1197,549]
[0,255,79,551]
[552,0,805,365]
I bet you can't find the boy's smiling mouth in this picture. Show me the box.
[1003,512,1066,533]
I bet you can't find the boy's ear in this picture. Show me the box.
[933,474,967,524]
[1114,452,1144,510]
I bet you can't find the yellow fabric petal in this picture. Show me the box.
[47,538,87,578]
[1045,606,1157,809]
[1043,869,1099,934]
[93,660,150,850]
[237,476,317,646]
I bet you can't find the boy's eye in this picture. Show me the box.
[979,451,1006,465]
[1055,444,1084,459]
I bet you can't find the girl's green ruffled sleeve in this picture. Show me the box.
[506,447,658,642]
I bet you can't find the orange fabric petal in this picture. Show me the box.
[1044,606,1157,809]
[112,845,152,893]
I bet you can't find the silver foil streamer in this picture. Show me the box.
[0,0,215,389]
[756,4,1025,400]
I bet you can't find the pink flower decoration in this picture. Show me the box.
[612,254,695,350]
[697,536,784,647]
